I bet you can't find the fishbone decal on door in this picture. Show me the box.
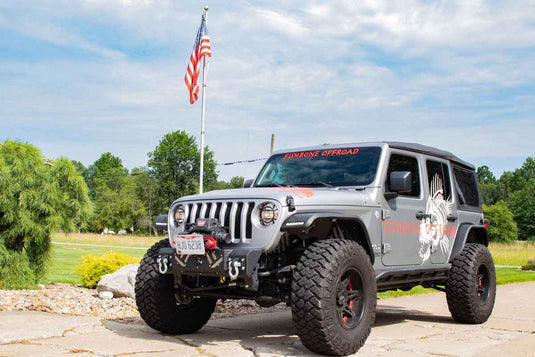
[419,174,454,262]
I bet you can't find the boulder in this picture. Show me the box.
[97,264,139,298]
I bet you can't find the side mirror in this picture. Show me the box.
[384,171,412,200]
[243,179,254,188]
[390,171,412,193]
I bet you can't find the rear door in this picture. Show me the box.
[421,159,460,264]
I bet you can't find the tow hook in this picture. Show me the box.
[158,256,168,274]
[228,260,242,279]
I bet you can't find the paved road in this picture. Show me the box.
[1,282,534,356]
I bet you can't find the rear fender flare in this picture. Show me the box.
[449,223,489,262]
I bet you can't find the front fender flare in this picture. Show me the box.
[281,212,374,264]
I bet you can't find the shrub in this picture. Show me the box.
[77,252,139,288]
[482,201,518,243]
[0,245,35,289]
[522,259,535,271]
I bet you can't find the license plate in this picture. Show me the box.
[175,235,205,255]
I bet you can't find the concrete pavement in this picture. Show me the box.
[1,282,534,356]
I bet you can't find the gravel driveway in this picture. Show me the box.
[1,282,534,356]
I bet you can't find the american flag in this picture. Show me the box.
[185,14,211,104]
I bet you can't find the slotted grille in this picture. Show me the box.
[183,201,256,243]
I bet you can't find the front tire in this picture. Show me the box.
[446,243,496,324]
[291,239,376,356]
[135,239,216,334]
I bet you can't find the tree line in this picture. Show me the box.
[74,130,245,235]
[477,157,535,242]
[0,131,242,287]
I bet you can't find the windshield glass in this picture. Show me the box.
[255,146,382,187]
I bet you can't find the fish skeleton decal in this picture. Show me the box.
[419,174,454,262]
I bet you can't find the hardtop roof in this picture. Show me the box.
[271,141,475,170]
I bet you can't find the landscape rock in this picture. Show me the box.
[97,264,139,298]
[98,291,113,300]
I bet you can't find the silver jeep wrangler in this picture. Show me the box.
[135,142,495,356]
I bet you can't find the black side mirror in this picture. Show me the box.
[390,171,412,193]
[384,171,412,200]
[243,179,254,188]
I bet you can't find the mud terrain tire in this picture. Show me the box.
[135,239,216,334]
[446,243,496,324]
[291,239,376,356]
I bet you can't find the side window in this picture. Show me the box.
[426,160,452,201]
[387,154,420,197]
[453,167,480,207]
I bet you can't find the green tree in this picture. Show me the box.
[476,165,496,185]
[229,176,245,188]
[482,201,518,243]
[71,160,89,183]
[131,167,159,235]
[510,179,535,240]
[90,176,145,233]
[0,141,91,286]
[87,152,128,198]
[148,131,217,207]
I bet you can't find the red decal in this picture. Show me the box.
[282,148,359,160]
[198,220,206,227]
[268,187,315,199]
[283,150,320,160]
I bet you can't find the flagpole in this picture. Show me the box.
[199,6,208,194]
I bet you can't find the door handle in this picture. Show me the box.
[416,211,431,220]
[447,215,458,222]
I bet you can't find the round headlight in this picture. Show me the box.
[174,205,185,225]
[259,202,278,226]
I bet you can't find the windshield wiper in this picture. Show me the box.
[293,181,334,188]
[255,183,288,187]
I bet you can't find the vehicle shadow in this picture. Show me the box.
[103,305,455,356]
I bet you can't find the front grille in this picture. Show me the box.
[182,201,256,243]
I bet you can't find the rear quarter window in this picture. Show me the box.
[453,167,480,207]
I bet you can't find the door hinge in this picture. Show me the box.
[381,243,391,254]
[381,209,391,220]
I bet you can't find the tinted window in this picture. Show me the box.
[255,147,382,187]
[453,167,480,207]
[426,160,452,201]
[387,154,420,197]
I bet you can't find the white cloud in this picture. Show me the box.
[0,0,533,181]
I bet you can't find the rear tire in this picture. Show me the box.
[135,239,216,334]
[446,243,496,324]
[291,239,376,356]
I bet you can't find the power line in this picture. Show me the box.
[217,157,268,166]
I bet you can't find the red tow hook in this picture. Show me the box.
[204,236,217,251]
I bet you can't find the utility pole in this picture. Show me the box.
[270,134,275,154]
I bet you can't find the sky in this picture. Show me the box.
[1,0,534,181]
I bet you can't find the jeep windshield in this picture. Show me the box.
[255,146,382,187]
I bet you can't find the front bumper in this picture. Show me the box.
[157,247,263,289]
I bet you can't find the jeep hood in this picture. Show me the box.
[174,187,371,207]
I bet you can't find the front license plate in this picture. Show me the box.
[175,235,205,255]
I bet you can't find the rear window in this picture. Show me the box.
[453,167,480,207]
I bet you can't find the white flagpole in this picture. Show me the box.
[199,6,208,194]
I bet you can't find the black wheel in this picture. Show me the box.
[446,243,496,324]
[291,239,376,356]
[135,239,216,334]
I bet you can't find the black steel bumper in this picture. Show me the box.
[157,247,262,282]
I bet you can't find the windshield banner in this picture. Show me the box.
[283,148,359,160]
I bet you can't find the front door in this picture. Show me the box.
[381,152,426,266]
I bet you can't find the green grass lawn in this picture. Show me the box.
[46,245,148,284]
